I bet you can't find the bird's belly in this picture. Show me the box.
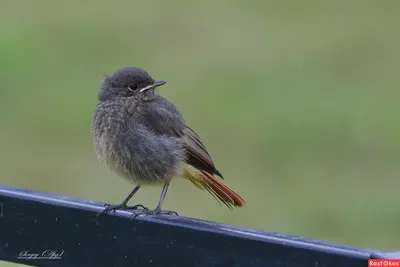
[94,131,182,186]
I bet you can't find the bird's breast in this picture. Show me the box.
[92,101,185,185]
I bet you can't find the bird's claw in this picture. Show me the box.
[126,204,149,211]
[97,203,149,217]
[130,209,179,219]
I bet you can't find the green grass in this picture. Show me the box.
[0,2,399,265]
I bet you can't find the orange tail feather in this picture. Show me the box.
[182,164,245,208]
[200,171,245,208]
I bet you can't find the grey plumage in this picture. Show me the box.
[92,66,242,216]
[92,68,186,185]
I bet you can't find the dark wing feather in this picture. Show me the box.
[137,97,223,178]
[183,126,223,178]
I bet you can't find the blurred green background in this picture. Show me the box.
[1,1,399,265]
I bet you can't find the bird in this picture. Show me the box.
[92,66,245,216]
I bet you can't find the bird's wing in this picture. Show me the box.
[182,126,223,178]
[136,97,186,136]
[138,97,223,178]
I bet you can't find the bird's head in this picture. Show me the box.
[99,67,166,102]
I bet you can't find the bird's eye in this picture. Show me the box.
[128,83,138,91]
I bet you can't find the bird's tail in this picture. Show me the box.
[181,164,245,208]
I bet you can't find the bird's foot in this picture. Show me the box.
[125,204,149,211]
[130,208,179,219]
[97,203,149,217]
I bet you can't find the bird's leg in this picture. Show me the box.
[151,180,179,215]
[130,181,178,219]
[97,185,147,216]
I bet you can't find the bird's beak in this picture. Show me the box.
[153,80,166,87]
[140,80,167,92]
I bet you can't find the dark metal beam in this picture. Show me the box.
[0,185,397,267]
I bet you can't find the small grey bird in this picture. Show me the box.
[92,67,245,216]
